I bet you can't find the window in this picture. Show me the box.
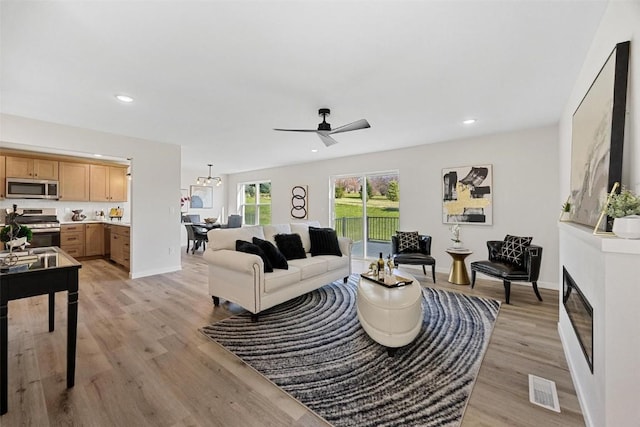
[238,181,271,225]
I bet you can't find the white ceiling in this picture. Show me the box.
[1,1,607,174]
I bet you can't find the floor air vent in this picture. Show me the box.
[528,374,561,413]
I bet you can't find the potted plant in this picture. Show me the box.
[606,187,640,239]
[1,205,33,250]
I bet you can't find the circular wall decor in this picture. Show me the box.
[291,186,308,219]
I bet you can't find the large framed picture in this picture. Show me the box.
[569,41,630,232]
[190,185,213,209]
[442,164,493,225]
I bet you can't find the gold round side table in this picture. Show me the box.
[446,249,473,285]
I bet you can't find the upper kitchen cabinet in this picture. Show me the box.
[90,165,128,202]
[0,155,5,198]
[5,156,59,180]
[59,162,90,201]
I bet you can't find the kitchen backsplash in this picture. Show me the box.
[0,199,131,223]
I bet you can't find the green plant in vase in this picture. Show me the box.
[606,187,640,239]
[1,205,33,250]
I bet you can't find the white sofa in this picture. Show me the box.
[202,222,352,316]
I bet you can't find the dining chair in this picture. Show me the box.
[184,224,208,254]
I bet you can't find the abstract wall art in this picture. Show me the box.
[569,41,630,232]
[190,185,213,209]
[442,165,493,225]
[291,185,308,219]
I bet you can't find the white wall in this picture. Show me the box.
[1,113,183,278]
[559,1,640,197]
[557,2,640,426]
[227,124,560,289]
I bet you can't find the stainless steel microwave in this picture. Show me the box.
[5,178,59,199]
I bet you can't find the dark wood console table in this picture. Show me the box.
[0,246,81,415]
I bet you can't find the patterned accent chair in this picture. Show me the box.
[391,233,436,283]
[470,239,543,304]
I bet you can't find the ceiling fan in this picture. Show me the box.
[274,108,370,147]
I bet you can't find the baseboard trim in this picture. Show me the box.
[130,264,182,279]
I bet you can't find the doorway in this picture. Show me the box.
[331,171,399,259]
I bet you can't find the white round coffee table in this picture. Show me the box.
[356,271,424,355]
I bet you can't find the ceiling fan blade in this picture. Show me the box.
[329,119,370,135]
[274,128,319,132]
[317,133,339,147]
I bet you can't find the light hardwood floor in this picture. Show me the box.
[1,253,585,426]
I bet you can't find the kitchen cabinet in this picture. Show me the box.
[0,156,5,198]
[60,224,85,258]
[59,162,90,201]
[110,225,130,270]
[90,165,128,202]
[5,156,59,180]
[85,223,105,257]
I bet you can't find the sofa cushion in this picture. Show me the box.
[309,227,342,257]
[210,226,266,251]
[263,267,302,293]
[274,233,307,260]
[263,224,291,245]
[253,237,288,270]
[236,240,273,272]
[496,235,532,268]
[313,254,349,271]
[396,231,420,253]
[288,256,328,279]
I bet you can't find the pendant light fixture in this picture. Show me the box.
[196,163,222,186]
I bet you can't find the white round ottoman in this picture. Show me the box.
[356,272,424,354]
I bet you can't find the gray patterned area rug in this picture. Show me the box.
[201,275,500,427]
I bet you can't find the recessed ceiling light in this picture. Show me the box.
[115,94,134,103]
[94,154,102,157]
[311,149,318,153]
[463,119,477,125]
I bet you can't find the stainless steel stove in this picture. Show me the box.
[3,207,60,248]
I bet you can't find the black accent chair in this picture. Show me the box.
[184,224,208,254]
[391,234,436,283]
[470,241,543,304]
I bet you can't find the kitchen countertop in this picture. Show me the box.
[60,220,131,227]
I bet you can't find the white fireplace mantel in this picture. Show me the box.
[558,222,640,427]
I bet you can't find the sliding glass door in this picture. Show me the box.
[332,171,399,259]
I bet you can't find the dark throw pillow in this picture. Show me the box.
[308,227,342,257]
[235,240,273,273]
[274,233,307,260]
[496,235,533,268]
[396,231,420,253]
[252,237,288,270]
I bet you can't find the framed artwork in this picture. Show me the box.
[190,185,213,209]
[442,165,493,225]
[291,185,308,219]
[569,41,630,232]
